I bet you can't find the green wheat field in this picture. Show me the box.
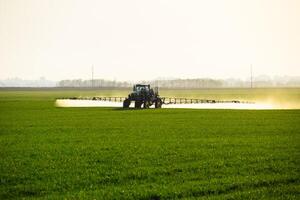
[0,88,299,199]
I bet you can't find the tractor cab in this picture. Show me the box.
[133,84,150,94]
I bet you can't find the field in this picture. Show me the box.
[0,88,300,199]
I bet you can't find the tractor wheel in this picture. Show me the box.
[123,99,130,108]
[144,101,150,109]
[155,99,162,108]
[135,101,142,109]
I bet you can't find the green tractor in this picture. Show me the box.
[123,84,163,109]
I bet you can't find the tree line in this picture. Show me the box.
[57,78,224,88]
[57,77,300,88]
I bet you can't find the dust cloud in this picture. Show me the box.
[55,99,298,110]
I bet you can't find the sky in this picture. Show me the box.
[0,0,299,81]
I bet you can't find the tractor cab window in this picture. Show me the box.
[135,85,149,92]
[136,86,142,92]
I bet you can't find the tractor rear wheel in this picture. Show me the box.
[144,101,150,109]
[135,101,142,109]
[123,99,130,108]
[155,99,162,108]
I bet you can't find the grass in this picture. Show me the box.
[0,88,299,199]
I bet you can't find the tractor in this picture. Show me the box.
[123,84,163,109]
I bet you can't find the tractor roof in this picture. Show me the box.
[135,84,150,87]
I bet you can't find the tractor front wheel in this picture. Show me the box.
[135,101,142,109]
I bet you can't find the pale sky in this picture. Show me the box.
[0,0,299,81]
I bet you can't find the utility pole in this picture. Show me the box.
[250,64,253,89]
[91,65,94,88]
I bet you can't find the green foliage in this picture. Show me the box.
[0,89,299,199]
